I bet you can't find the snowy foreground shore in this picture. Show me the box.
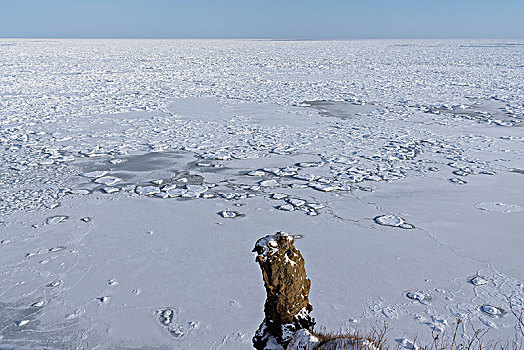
[0,39,523,349]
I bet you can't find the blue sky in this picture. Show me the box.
[0,0,523,39]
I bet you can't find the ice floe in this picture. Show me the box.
[474,202,523,213]
[0,39,523,349]
[135,186,161,196]
[374,215,414,229]
[260,179,279,187]
[94,176,122,186]
[80,170,108,178]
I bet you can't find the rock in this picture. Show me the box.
[252,232,315,350]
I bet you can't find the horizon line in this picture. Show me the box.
[1,36,524,41]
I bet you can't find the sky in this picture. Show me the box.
[0,0,523,39]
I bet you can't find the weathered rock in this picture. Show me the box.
[253,232,315,350]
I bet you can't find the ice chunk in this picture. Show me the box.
[287,198,306,207]
[474,202,522,213]
[297,162,321,168]
[80,170,108,178]
[46,216,68,225]
[248,170,266,176]
[306,203,324,210]
[49,246,66,252]
[405,291,431,305]
[102,187,120,194]
[135,186,160,196]
[449,178,467,185]
[47,280,62,288]
[468,276,488,286]
[277,204,295,211]
[65,309,85,320]
[95,296,110,304]
[396,338,418,350]
[162,184,177,191]
[293,173,317,181]
[166,188,188,197]
[31,300,45,308]
[107,279,119,286]
[309,183,339,192]
[375,215,414,229]
[480,305,506,318]
[109,159,124,164]
[218,210,242,218]
[185,185,208,197]
[68,189,90,195]
[260,179,279,187]
[95,176,122,186]
[155,192,170,198]
[271,193,288,200]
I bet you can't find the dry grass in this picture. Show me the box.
[310,322,388,350]
[305,300,523,350]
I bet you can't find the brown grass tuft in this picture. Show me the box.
[303,301,523,350]
[309,322,388,350]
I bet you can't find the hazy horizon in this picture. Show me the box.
[1,0,523,40]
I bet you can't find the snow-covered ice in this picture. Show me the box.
[0,39,523,349]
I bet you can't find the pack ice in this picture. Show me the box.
[0,39,523,349]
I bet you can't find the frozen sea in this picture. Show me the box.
[0,39,523,349]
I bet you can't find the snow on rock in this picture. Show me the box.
[253,232,315,349]
[287,329,319,349]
